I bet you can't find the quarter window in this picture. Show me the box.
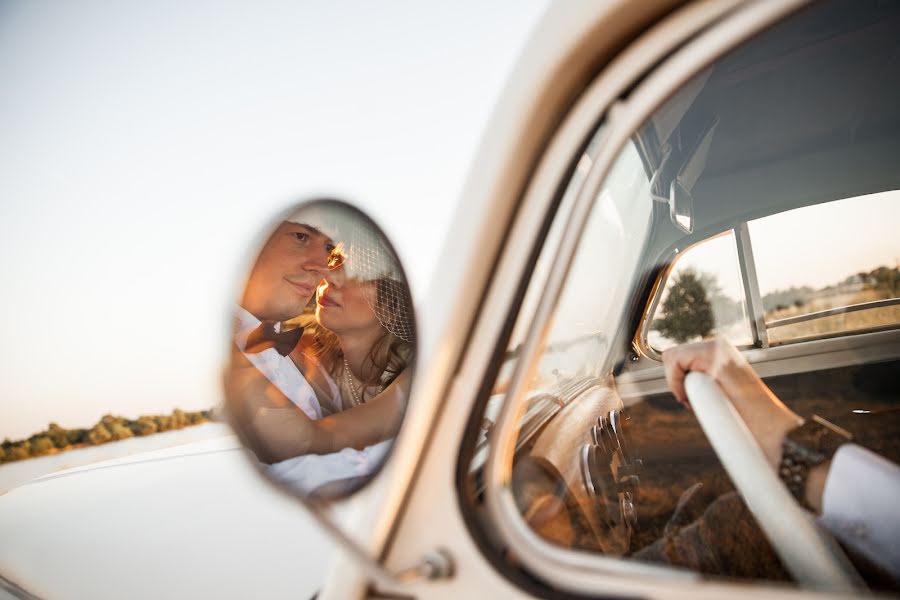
[645,191,900,353]
[751,192,900,344]
[648,230,752,352]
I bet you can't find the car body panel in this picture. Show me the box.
[0,434,334,600]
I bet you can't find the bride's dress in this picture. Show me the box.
[266,356,394,495]
[267,438,392,496]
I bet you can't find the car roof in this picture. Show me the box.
[640,2,900,249]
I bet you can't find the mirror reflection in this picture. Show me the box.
[226,201,414,499]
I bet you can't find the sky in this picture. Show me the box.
[0,0,548,440]
[749,191,900,296]
[669,190,900,301]
[3,2,898,442]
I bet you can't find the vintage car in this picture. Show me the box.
[1,0,899,598]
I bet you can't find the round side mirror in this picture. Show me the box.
[225,199,415,501]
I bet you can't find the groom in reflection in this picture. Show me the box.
[228,207,387,497]
[232,210,337,423]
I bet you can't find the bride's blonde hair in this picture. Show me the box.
[299,277,415,387]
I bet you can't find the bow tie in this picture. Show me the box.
[244,321,304,356]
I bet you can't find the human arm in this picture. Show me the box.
[661,339,836,509]
[255,367,409,460]
[226,351,409,463]
[817,444,900,581]
[661,339,802,469]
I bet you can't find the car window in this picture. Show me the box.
[646,191,900,352]
[648,231,752,352]
[751,192,900,344]
[463,0,900,592]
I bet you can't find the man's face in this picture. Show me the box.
[241,221,335,321]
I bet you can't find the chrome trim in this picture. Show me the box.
[484,0,816,595]
[617,327,900,399]
[581,443,597,495]
[767,297,900,329]
[735,222,769,348]
[639,231,731,360]
[637,248,677,361]
[0,574,41,600]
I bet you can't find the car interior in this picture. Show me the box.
[466,0,900,591]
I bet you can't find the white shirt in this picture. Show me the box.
[268,439,393,496]
[818,444,900,580]
[233,306,390,494]
[233,306,322,421]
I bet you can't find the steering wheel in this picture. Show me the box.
[684,372,861,592]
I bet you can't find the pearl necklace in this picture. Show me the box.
[343,356,365,407]
[342,356,384,407]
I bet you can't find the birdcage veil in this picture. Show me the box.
[339,220,415,344]
[287,202,415,344]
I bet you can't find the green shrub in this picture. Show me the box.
[87,424,112,445]
[655,268,715,344]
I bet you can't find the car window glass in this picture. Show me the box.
[648,231,752,351]
[534,144,653,384]
[647,191,900,352]
[750,191,900,344]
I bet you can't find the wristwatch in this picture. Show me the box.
[779,414,853,510]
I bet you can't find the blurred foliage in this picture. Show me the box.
[762,286,816,313]
[653,265,900,348]
[0,409,212,464]
[653,268,715,343]
[759,265,898,314]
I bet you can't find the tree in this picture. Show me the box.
[87,424,112,445]
[67,428,88,445]
[101,414,125,428]
[654,268,715,343]
[47,422,70,449]
[109,423,134,441]
[1,407,216,464]
[132,416,159,436]
[156,416,174,432]
[870,265,899,297]
[7,445,29,461]
[172,409,187,429]
[31,436,54,456]
[762,286,814,313]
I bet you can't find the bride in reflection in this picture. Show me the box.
[288,235,415,449]
[226,218,414,492]
[301,250,412,414]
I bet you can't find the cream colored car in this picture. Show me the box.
[2,1,900,599]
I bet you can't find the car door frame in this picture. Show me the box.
[318,1,832,599]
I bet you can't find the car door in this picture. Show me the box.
[350,1,900,598]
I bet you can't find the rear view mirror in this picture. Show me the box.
[225,199,415,501]
[648,113,716,235]
[669,178,693,234]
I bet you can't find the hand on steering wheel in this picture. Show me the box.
[661,338,860,591]
[663,338,801,469]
